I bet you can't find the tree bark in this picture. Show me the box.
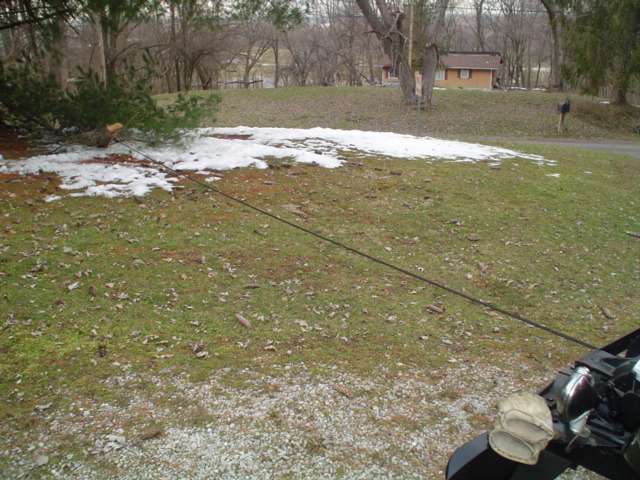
[355,0,417,104]
[612,57,629,105]
[420,0,449,107]
[421,43,438,107]
[170,2,181,92]
[272,37,280,88]
[381,31,417,104]
[95,12,108,85]
[474,0,485,51]
[540,0,563,91]
[93,8,122,86]
[354,0,450,106]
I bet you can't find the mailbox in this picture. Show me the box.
[557,101,571,114]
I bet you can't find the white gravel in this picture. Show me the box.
[1,363,604,479]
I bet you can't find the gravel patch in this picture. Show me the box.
[1,363,604,479]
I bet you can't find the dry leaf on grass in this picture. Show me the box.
[477,262,489,276]
[235,314,251,328]
[426,304,444,314]
[601,307,615,319]
[185,342,206,353]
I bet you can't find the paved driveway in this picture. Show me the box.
[457,137,640,158]
[501,138,640,158]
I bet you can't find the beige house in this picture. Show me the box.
[381,52,502,89]
[436,52,502,88]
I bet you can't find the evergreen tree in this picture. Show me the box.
[560,0,640,105]
[0,0,306,133]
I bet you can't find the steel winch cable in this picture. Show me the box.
[115,138,598,351]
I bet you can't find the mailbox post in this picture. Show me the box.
[557,101,570,133]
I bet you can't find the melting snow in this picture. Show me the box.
[0,127,553,201]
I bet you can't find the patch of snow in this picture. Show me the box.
[0,127,552,200]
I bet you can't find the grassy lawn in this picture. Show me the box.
[1,86,639,477]
[193,86,640,140]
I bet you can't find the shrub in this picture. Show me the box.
[0,62,65,130]
[572,100,640,133]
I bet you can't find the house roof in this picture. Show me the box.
[440,52,502,70]
[379,52,502,70]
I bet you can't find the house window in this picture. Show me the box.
[435,70,445,80]
[387,68,398,79]
[459,69,470,79]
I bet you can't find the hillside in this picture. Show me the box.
[197,86,640,142]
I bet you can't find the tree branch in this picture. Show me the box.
[0,8,74,31]
[354,0,386,35]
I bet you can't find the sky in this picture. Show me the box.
[0,127,554,201]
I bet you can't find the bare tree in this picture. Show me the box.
[482,0,542,87]
[160,0,225,91]
[335,4,367,85]
[231,18,273,87]
[269,30,285,87]
[354,0,416,102]
[355,0,450,105]
[282,27,314,86]
[420,0,450,106]
[539,0,563,90]
[470,0,487,50]
[306,0,377,87]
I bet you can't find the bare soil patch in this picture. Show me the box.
[208,133,253,140]
[0,125,43,159]
[78,154,147,166]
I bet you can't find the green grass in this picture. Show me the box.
[1,86,639,477]
[2,145,637,406]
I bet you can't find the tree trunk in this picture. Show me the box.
[612,57,629,105]
[170,2,181,92]
[381,33,417,104]
[355,0,449,105]
[95,10,119,86]
[421,43,438,107]
[420,0,449,107]
[272,38,280,88]
[540,0,563,91]
[196,65,211,90]
[474,0,485,51]
[367,54,376,84]
[243,55,251,87]
[95,13,108,85]
[355,0,417,104]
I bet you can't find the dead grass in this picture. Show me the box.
[572,100,640,133]
[196,86,640,141]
